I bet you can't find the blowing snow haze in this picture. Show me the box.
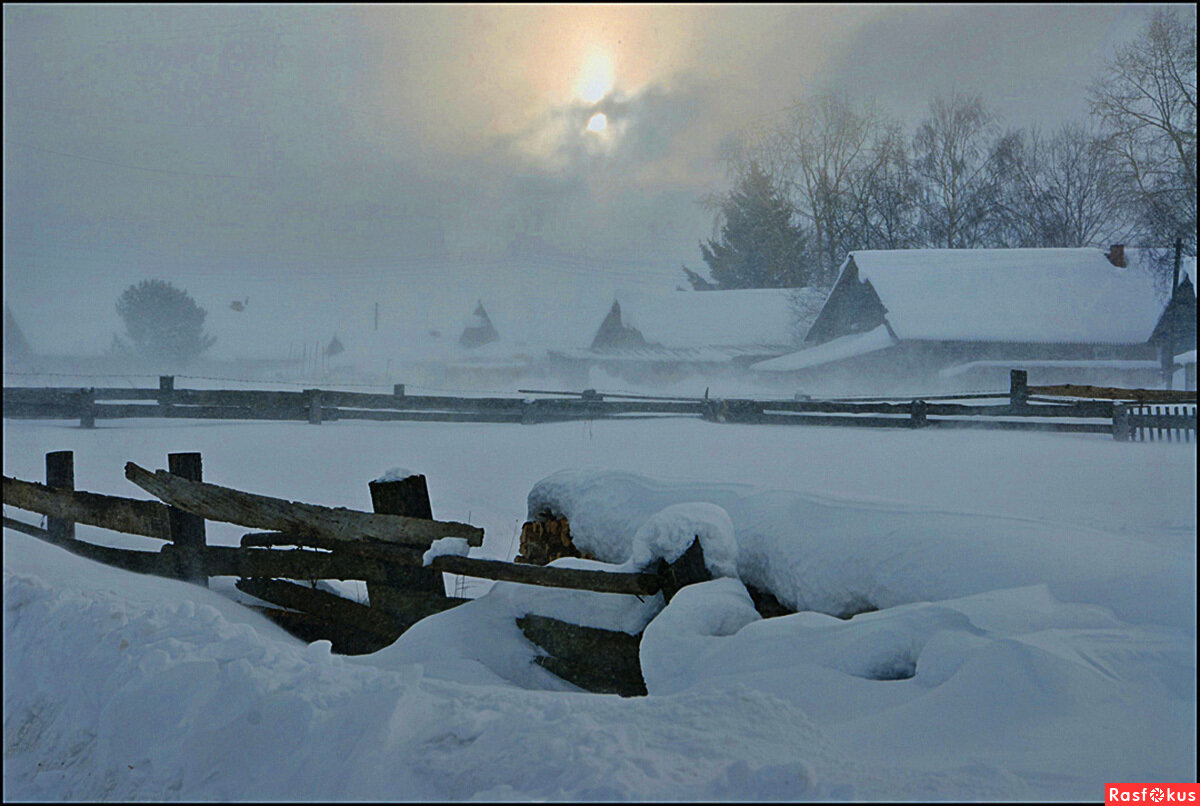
[0,3,1185,360]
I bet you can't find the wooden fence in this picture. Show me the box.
[3,371,1195,440]
[3,451,710,692]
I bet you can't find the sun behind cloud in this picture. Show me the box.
[575,47,614,103]
[586,112,608,133]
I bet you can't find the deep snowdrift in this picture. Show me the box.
[3,417,1195,800]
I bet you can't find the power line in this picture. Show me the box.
[3,139,247,180]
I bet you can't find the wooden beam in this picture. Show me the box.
[234,578,401,641]
[3,474,171,539]
[3,516,178,576]
[1027,384,1197,403]
[517,614,646,696]
[427,555,661,595]
[123,462,483,548]
[199,545,397,583]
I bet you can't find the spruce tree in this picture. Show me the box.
[689,162,811,289]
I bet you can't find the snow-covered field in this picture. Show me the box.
[3,414,1196,800]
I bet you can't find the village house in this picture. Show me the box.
[547,287,828,386]
[752,246,1193,394]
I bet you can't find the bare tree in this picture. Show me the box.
[912,93,1006,248]
[1089,6,1197,267]
[997,124,1129,248]
[844,121,921,251]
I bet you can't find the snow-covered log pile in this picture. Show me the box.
[526,469,1195,631]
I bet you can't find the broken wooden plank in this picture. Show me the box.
[427,555,661,595]
[517,614,647,697]
[124,462,483,548]
[3,474,171,539]
[3,515,177,576]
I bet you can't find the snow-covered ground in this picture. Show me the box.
[3,414,1196,800]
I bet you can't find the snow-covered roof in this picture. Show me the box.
[600,287,825,351]
[844,248,1165,344]
[751,324,896,373]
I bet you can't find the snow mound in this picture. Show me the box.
[617,502,738,578]
[527,469,1194,630]
[374,467,418,483]
[422,537,470,566]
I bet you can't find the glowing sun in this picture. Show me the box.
[586,113,608,133]
[575,48,614,104]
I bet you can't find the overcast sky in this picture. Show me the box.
[2,3,1190,342]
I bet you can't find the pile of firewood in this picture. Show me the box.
[515,517,595,565]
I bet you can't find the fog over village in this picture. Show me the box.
[3,4,1197,802]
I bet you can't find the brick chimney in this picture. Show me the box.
[1107,244,1126,268]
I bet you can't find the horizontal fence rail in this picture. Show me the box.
[3,371,1195,439]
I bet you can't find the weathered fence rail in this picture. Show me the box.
[2,450,703,667]
[4,371,1195,439]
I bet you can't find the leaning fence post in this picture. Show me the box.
[1112,403,1131,442]
[367,472,449,611]
[45,450,75,541]
[167,452,208,586]
[1009,369,1028,410]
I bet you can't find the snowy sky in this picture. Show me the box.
[2,4,1189,349]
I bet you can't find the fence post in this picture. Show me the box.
[45,451,75,541]
[367,472,449,612]
[1112,403,1131,442]
[307,389,323,424]
[910,399,928,428]
[393,383,406,401]
[158,376,175,414]
[78,388,96,428]
[1009,370,1028,410]
[167,452,208,586]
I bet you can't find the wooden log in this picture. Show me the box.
[3,515,178,576]
[367,473,447,613]
[745,584,796,619]
[200,545,397,582]
[516,518,586,565]
[234,578,402,642]
[3,475,171,539]
[1026,384,1197,403]
[45,451,75,541]
[167,453,208,586]
[427,555,661,596]
[123,462,483,547]
[655,538,711,604]
[243,605,393,656]
[517,614,646,697]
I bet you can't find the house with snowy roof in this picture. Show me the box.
[752,247,1187,393]
[548,287,828,385]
